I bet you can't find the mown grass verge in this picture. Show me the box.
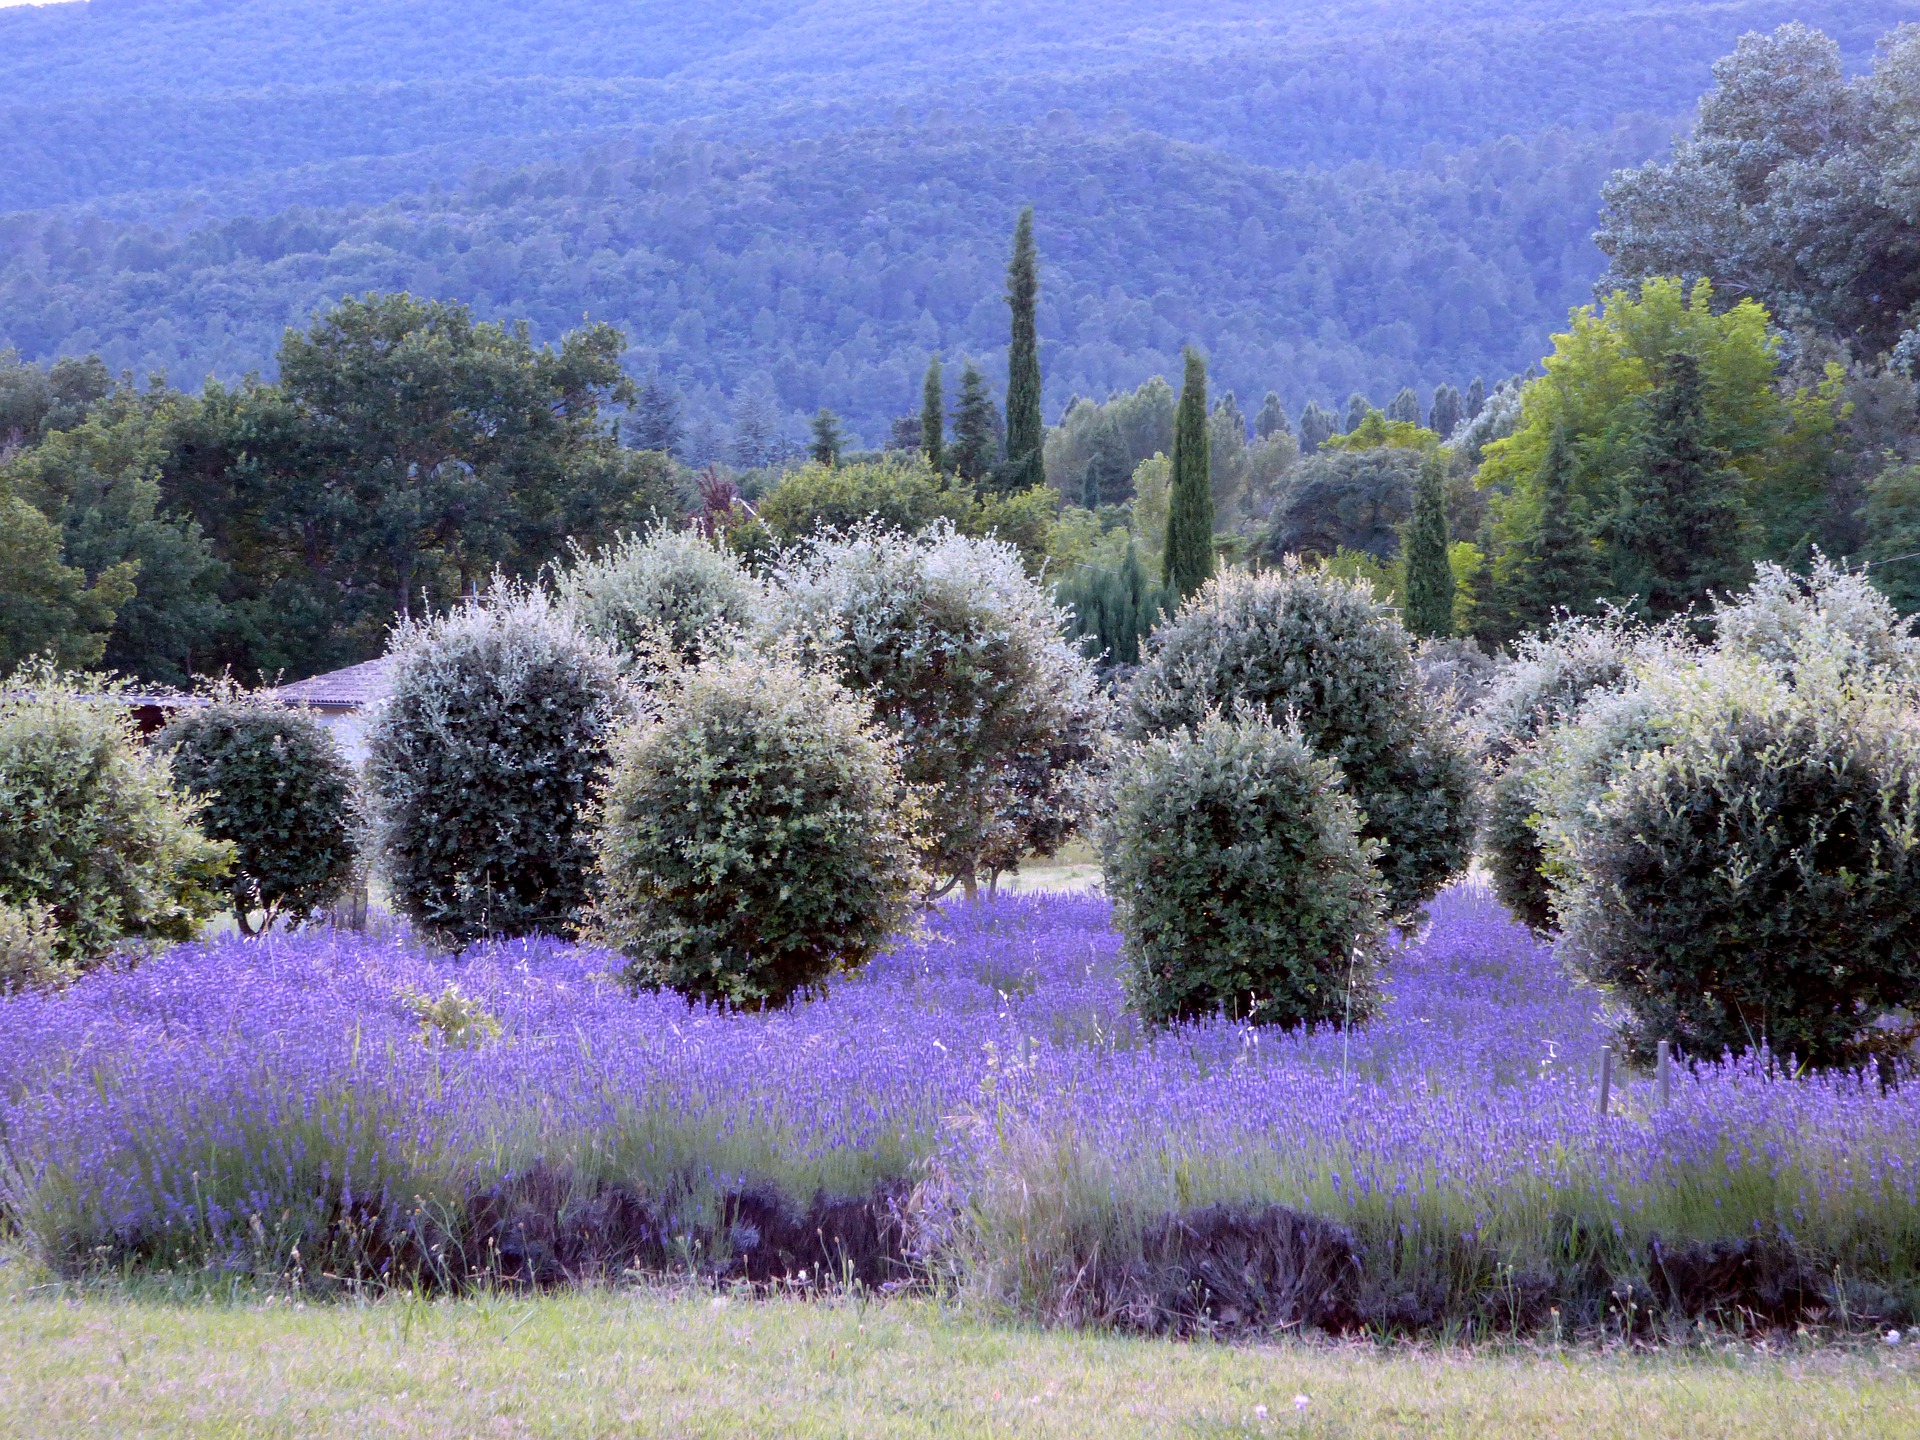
[5,1246,1920,1440]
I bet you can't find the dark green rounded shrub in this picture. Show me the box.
[1097,712,1386,1028]
[1481,752,1554,936]
[593,655,924,1009]
[367,590,626,942]
[157,690,358,933]
[1125,565,1474,920]
[1560,663,1920,1069]
[0,665,230,976]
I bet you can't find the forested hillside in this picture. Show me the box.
[2,0,1917,443]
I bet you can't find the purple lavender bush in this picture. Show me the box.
[2,885,1916,1333]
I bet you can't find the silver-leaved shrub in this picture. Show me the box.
[366,587,627,942]
[770,522,1104,897]
[555,525,764,682]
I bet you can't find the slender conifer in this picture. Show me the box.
[1163,348,1215,599]
[1403,451,1454,637]
[1003,207,1045,494]
[921,356,945,472]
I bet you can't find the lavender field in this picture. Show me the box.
[3,884,1917,1336]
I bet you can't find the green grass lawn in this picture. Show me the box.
[6,1253,1919,1439]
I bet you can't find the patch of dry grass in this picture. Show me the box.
[5,1252,1918,1440]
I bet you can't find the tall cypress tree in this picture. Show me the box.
[921,356,945,472]
[1163,348,1215,599]
[1002,207,1045,494]
[1496,423,1606,634]
[1608,352,1749,626]
[1403,451,1454,637]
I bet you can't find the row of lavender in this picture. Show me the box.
[5,885,1916,1330]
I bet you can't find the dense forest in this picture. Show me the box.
[2,0,1917,444]
[8,5,1920,689]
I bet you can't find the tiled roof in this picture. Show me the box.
[271,657,393,709]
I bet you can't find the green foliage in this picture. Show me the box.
[399,982,504,1049]
[920,357,945,474]
[1323,412,1441,453]
[555,526,763,678]
[1097,711,1385,1028]
[1481,424,1608,639]
[1558,657,1920,1068]
[3,383,227,685]
[1002,207,1045,495]
[1481,752,1554,935]
[1476,279,1844,633]
[157,688,358,933]
[1044,378,1176,512]
[593,654,924,1009]
[1163,349,1215,600]
[1470,614,1650,932]
[0,487,135,671]
[1865,463,1920,614]
[1264,447,1421,563]
[756,455,1058,574]
[808,408,844,467]
[1607,351,1750,626]
[771,524,1103,895]
[1402,454,1454,637]
[0,665,231,970]
[0,899,68,994]
[1057,537,1168,671]
[1297,401,1338,453]
[366,588,627,942]
[1125,565,1477,919]
[949,364,1002,486]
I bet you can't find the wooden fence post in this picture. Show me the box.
[1597,1046,1612,1119]
[1657,1040,1671,1110]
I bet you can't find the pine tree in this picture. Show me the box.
[1344,392,1374,433]
[1427,384,1463,441]
[1402,451,1455,637]
[1255,391,1292,440]
[1465,377,1486,421]
[1298,401,1338,453]
[629,374,682,455]
[810,407,844,466]
[920,356,945,472]
[1002,207,1045,494]
[1083,416,1130,509]
[949,363,1001,485]
[1386,387,1421,425]
[1608,351,1749,626]
[1163,348,1215,599]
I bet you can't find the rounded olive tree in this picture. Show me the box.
[157,688,358,933]
[554,526,764,681]
[1557,657,1920,1069]
[366,589,626,942]
[1098,712,1386,1028]
[0,666,230,980]
[593,654,924,1009]
[1125,564,1475,920]
[770,522,1104,898]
